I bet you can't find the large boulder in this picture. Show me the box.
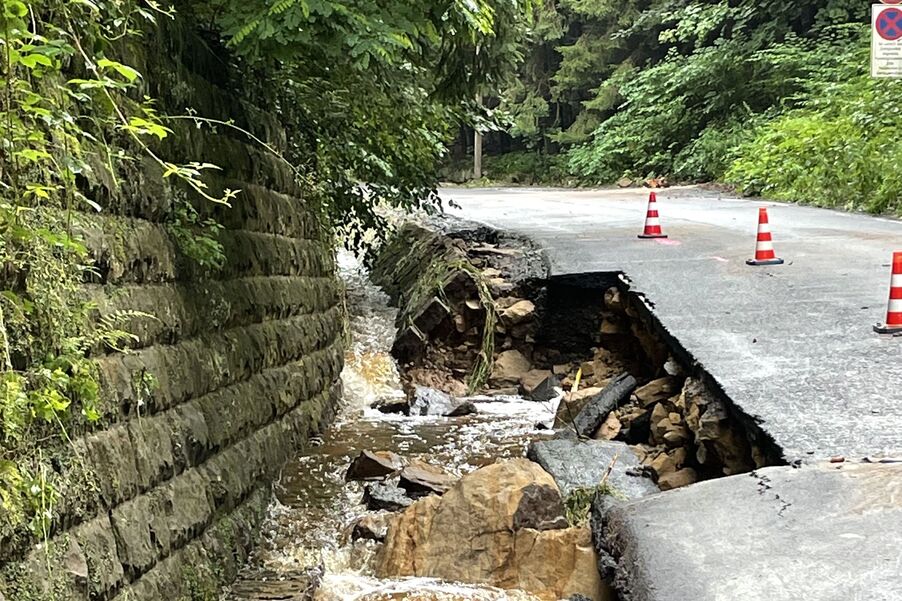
[377,459,607,601]
[527,439,658,499]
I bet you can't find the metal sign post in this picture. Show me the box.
[872,3,902,78]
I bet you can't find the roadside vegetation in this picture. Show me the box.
[481,1,902,217]
[0,0,532,549]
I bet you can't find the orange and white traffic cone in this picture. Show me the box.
[638,191,667,239]
[746,207,784,266]
[874,251,902,335]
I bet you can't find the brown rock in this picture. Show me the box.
[501,300,536,326]
[635,377,680,408]
[399,460,455,497]
[488,278,515,295]
[604,287,624,312]
[352,513,393,542]
[346,451,405,481]
[663,425,691,447]
[553,363,571,376]
[658,468,698,491]
[595,413,622,441]
[652,418,673,445]
[591,349,621,380]
[519,370,553,396]
[377,459,605,600]
[490,350,532,386]
[649,448,688,478]
[600,318,626,335]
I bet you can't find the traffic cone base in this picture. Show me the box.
[638,233,668,239]
[873,323,902,335]
[746,257,784,266]
[874,251,902,335]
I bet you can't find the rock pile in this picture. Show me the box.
[345,450,455,512]
[370,222,548,398]
[372,223,774,492]
[549,287,772,490]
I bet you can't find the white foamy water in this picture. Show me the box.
[228,251,554,600]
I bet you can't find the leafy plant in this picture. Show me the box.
[0,0,239,553]
[166,198,226,271]
[179,0,536,252]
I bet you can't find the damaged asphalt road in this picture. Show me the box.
[596,462,902,601]
[444,185,902,463]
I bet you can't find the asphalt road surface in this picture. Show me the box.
[443,186,902,462]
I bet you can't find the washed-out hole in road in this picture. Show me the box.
[225,223,784,601]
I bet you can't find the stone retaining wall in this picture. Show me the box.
[0,20,344,601]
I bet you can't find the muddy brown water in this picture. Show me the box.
[227,253,556,600]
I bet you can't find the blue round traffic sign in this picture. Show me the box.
[877,8,902,41]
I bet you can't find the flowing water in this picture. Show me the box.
[229,252,556,601]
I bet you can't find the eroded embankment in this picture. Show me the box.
[372,220,783,488]
[365,219,787,600]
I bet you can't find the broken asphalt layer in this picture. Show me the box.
[445,186,902,463]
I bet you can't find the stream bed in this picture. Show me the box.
[226,252,556,600]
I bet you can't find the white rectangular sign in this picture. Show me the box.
[872,4,902,78]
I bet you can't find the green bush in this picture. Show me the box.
[726,30,902,216]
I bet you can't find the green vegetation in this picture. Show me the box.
[180,0,535,251]
[0,0,207,543]
[488,1,902,216]
[0,0,535,552]
[564,482,624,526]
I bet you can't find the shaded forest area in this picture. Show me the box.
[464,1,902,216]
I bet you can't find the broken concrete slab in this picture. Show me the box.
[596,463,902,601]
[527,439,658,500]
